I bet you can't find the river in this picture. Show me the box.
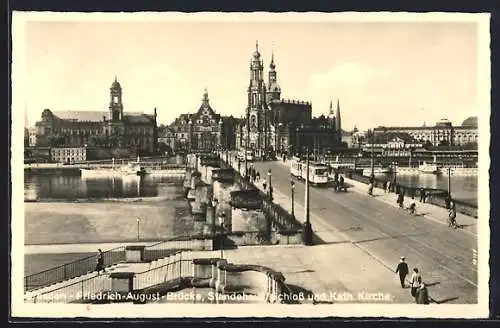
[23,173,199,245]
[373,173,478,206]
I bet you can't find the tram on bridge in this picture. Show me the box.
[290,156,329,186]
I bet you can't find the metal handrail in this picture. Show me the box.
[24,234,207,291]
[24,245,126,292]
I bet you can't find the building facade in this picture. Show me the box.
[33,77,158,154]
[50,147,87,163]
[161,89,236,153]
[373,117,478,147]
[236,42,343,158]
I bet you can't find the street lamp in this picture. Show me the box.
[370,134,375,177]
[302,147,313,245]
[267,169,273,201]
[136,217,140,241]
[291,180,295,219]
[211,198,218,234]
[218,213,225,259]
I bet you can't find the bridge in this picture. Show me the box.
[23,152,479,307]
[220,151,478,305]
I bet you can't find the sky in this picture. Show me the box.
[15,13,487,131]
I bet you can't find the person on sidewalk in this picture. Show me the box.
[95,248,105,275]
[383,180,388,193]
[395,256,409,288]
[368,182,374,196]
[406,196,416,215]
[338,175,347,192]
[256,171,260,181]
[397,192,405,209]
[448,202,458,228]
[416,283,431,304]
[410,268,422,302]
[386,180,391,193]
[419,188,426,203]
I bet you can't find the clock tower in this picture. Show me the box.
[109,76,124,121]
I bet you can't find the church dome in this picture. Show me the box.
[435,118,452,127]
[111,77,121,89]
[462,116,478,127]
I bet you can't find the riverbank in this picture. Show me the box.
[24,201,196,245]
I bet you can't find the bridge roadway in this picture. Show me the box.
[251,160,477,304]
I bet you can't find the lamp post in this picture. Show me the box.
[447,167,452,198]
[370,134,375,177]
[302,147,313,245]
[218,213,225,259]
[267,169,273,201]
[211,198,218,234]
[136,217,140,241]
[291,180,295,220]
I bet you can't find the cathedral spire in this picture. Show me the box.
[335,98,342,138]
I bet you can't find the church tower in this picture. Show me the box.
[246,41,268,154]
[335,98,342,144]
[109,76,124,121]
[266,51,281,104]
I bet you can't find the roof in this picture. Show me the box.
[462,116,478,127]
[124,114,154,124]
[52,111,145,122]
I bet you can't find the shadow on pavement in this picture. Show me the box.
[281,269,315,274]
[353,232,428,245]
[425,281,441,287]
[432,296,459,304]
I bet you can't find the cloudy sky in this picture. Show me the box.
[14,13,488,131]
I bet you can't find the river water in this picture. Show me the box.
[23,173,199,245]
[373,173,478,206]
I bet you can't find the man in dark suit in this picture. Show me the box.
[395,256,409,288]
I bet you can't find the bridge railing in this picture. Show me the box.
[349,173,477,218]
[24,235,213,292]
[133,251,196,291]
[219,158,303,233]
[32,274,112,304]
[24,246,126,292]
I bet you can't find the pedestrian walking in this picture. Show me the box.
[445,194,451,209]
[397,192,404,209]
[410,268,422,302]
[256,171,260,181]
[367,182,374,196]
[386,180,391,193]
[95,248,105,275]
[416,283,431,304]
[448,202,458,228]
[383,180,388,193]
[395,256,409,288]
[419,188,426,203]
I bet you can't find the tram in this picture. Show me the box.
[290,157,329,186]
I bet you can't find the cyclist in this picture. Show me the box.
[406,196,416,215]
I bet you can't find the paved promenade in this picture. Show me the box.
[231,157,477,304]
